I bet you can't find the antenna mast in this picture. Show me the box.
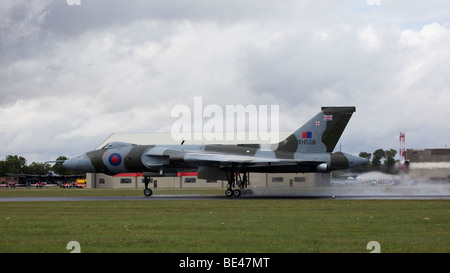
[399,132,406,162]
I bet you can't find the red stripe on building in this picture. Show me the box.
[177,172,198,177]
[113,173,143,177]
[113,172,199,177]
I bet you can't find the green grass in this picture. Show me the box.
[0,193,448,253]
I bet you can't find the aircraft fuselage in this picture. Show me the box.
[63,141,367,175]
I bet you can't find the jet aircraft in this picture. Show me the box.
[63,106,368,197]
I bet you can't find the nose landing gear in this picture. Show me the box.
[143,176,153,197]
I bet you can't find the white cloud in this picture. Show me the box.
[358,24,382,50]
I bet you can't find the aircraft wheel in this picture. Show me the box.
[225,189,233,197]
[144,188,153,197]
[233,189,241,197]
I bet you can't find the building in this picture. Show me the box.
[86,132,331,189]
[88,172,330,189]
[0,176,19,187]
[406,148,450,182]
[407,149,450,162]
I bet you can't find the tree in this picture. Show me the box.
[3,155,27,174]
[0,161,5,176]
[384,149,397,166]
[52,156,70,175]
[372,149,385,166]
[27,162,52,175]
[0,155,79,176]
[359,152,372,161]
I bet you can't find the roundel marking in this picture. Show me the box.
[108,153,122,166]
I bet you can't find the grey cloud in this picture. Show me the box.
[1,0,450,162]
[41,0,303,37]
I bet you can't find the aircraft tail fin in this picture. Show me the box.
[276,106,356,153]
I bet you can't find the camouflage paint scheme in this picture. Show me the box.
[63,107,368,196]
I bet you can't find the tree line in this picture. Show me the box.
[0,155,81,176]
[358,148,399,173]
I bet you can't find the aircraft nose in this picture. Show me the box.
[63,154,96,172]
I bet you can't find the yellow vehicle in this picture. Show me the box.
[76,179,86,188]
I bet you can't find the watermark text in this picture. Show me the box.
[171,97,279,143]
[67,0,81,6]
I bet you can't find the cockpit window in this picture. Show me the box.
[101,142,133,149]
[102,143,112,149]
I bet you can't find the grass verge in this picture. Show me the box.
[1,198,448,253]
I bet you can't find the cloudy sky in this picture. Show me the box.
[1,0,450,163]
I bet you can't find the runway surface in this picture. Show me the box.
[0,194,449,202]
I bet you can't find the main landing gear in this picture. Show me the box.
[225,165,251,197]
[143,176,153,197]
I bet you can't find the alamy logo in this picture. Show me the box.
[67,0,81,6]
[171,97,279,143]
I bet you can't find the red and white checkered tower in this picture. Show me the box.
[399,132,406,162]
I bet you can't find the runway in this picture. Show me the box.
[0,194,449,202]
